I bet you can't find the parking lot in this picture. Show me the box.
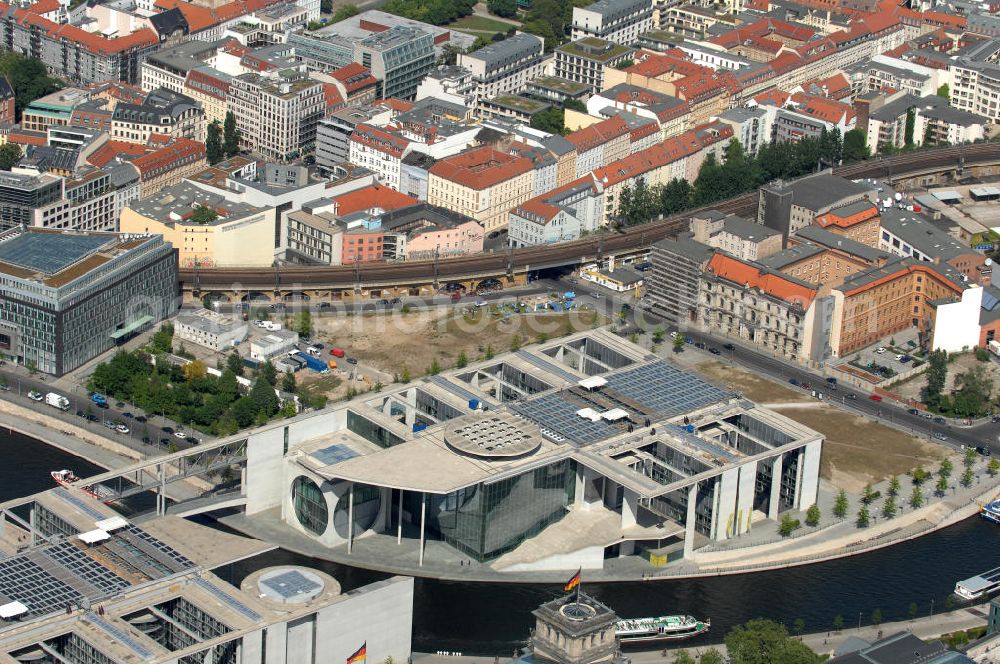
[845,328,922,380]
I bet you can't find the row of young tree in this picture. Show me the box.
[206,112,243,165]
[614,128,869,228]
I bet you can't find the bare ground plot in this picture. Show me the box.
[311,307,606,380]
[693,360,810,404]
[297,373,344,402]
[890,352,998,403]
[772,404,946,492]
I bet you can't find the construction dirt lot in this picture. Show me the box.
[298,307,607,400]
[693,361,947,492]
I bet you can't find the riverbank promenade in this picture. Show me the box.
[409,605,990,664]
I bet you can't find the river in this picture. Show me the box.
[5,429,998,656]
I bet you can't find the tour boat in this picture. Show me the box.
[615,615,710,644]
[51,470,115,502]
[981,500,1000,524]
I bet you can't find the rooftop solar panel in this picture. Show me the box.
[193,577,261,622]
[512,392,615,444]
[41,542,130,597]
[260,570,322,599]
[605,362,729,418]
[0,555,83,617]
[514,350,580,384]
[123,525,194,572]
[311,443,358,466]
[0,232,112,275]
[53,486,108,520]
[86,612,155,659]
[983,289,1000,312]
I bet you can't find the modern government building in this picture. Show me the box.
[0,227,177,375]
[243,330,824,573]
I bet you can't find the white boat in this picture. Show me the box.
[51,470,116,503]
[955,566,1000,600]
[615,615,710,644]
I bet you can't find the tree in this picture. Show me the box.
[223,111,241,156]
[779,513,800,536]
[924,349,948,406]
[0,143,21,171]
[249,377,279,418]
[842,129,870,163]
[660,178,693,214]
[724,619,822,664]
[206,120,223,164]
[940,458,953,479]
[190,206,219,224]
[965,446,978,469]
[673,651,696,664]
[805,504,820,527]
[438,43,462,66]
[332,3,360,21]
[793,618,805,636]
[183,360,207,381]
[281,371,297,393]
[937,83,950,100]
[226,350,244,377]
[953,365,993,418]
[652,326,665,344]
[910,486,924,509]
[961,467,974,488]
[888,475,900,497]
[882,495,897,519]
[530,107,564,134]
[912,465,931,485]
[701,649,724,664]
[989,458,1000,477]
[862,483,876,504]
[935,475,948,497]
[673,334,685,353]
[487,0,517,16]
[909,602,919,621]
[258,360,277,386]
[0,54,62,120]
[857,505,870,527]
[833,490,849,518]
[904,108,916,147]
[455,351,468,369]
[297,309,312,338]
[872,608,883,627]
[693,153,727,205]
[833,614,845,631]
[429,358,441,375]
[484,345,495,360]
[510,335,522,352]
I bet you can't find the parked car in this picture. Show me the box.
[135,415,147,423]
[159,438,171,446]
[185,436,200,445]
[933,417,946,424]
[869,394,883,401]
[346,357,358,365]
[162,426,174,434]
[708,347,721,355]
[992,415,1000,423]
[116,424,129,434]
[27,390,43,401]
[87,414,99,422]
[76,410,84,417]
[330,347,346,358]
[122,412,133,419]
[899,355,912,364]
[977,446,992,457]
[875,347,887,354]
[895,354,905,361]
[694,342,706,349]
[141,436,151,444]
[845,393,857,400]
[907,408,920,415]
[174,430,187,439]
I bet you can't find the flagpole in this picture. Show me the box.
[576,576,581,607]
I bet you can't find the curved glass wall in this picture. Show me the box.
[333,483,382,538]
[291,476,328,535]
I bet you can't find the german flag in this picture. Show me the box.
[347,643,366,664]
[563,568,581,593]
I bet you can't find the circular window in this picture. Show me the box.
[333,483,381,538]
[291,476,328,536]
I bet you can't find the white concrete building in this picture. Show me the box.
[931,285,983,353]
[251,328,300,361]
[571,0,653,44]
[175,309,249,351]
[458,33,548,105]
[348,124,411,191]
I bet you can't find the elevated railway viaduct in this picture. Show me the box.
[179,145,1000,305]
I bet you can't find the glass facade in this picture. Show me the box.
[292,476,328,536]
[333,482,381,538]
[415,459,576,562]
[347,410,404,448]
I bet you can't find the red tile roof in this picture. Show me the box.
[11,7,159,55]
[86,140,147,167]
[332,63,379,94]
[350,124,410,159]
[331,185,418,216]
[132,138,205,178]
[429,146,533,190]
[25,0,60,15]
[816,204,879,228]
[566,115,629,152]
[707,253,818,307]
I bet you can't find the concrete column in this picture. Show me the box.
[158,463,166,517]
[797,440,822,510]
[347,483,354,554]
[768,454,784,520]
[621,489,639,529]
[714,469,739,540]
[710,477,722,541]
[405,405,415,427]
[735,460,757,535]
[29,506,35,547]
[397,489,403,545]
[683,483,698,559]
[418,492,426,566]
[574,465,585,508]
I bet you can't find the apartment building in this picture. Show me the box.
[758,174,878,239]
[184,66,233,125]
[715,107,769,156]
[132,138,208,197]
[316,106,380,173]
[458,33,547,104]
[110,88,206,144]
[228,71,325,162]
[567,115,631,177]
[428,147,534,233]
[763,226,889,294]
[119,182,277,267]
[571,0,653,44]
[690,210,782,261]
[328,63,380,107]
[508,177,604,246]
[555,38,637,94]
[416,65,478,108]
[644,233,715,324]
[879,208,990,286]
[950,58,1000,122]
[588,83,691,139]
[349,124,411,190]
[140,40,225,95]
[699,253,820,361]
[814,201,881,247]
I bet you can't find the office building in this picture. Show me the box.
[175,308,248,351]
[228,71,325,162]
[355,27,436,100]
[119,182,277,268]
[251,328,300,361]
[416,65,478,108]
[0,486,414,664]
[428,146,534,233]
[21,89,93,133]
[0,228,176,375]
[571,0,653,44]
[458,33,547,104]
[644,233,714,324]
[555,38,637,94]
[878,207,990,286]
[758,174,878,239]
[241,330,823,571]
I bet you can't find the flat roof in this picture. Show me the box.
[0,232,113,276]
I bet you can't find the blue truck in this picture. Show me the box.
[294,352,329,373]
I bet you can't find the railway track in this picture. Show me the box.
[181,144,1000,292]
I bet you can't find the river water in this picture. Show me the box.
[5,429,999,656]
